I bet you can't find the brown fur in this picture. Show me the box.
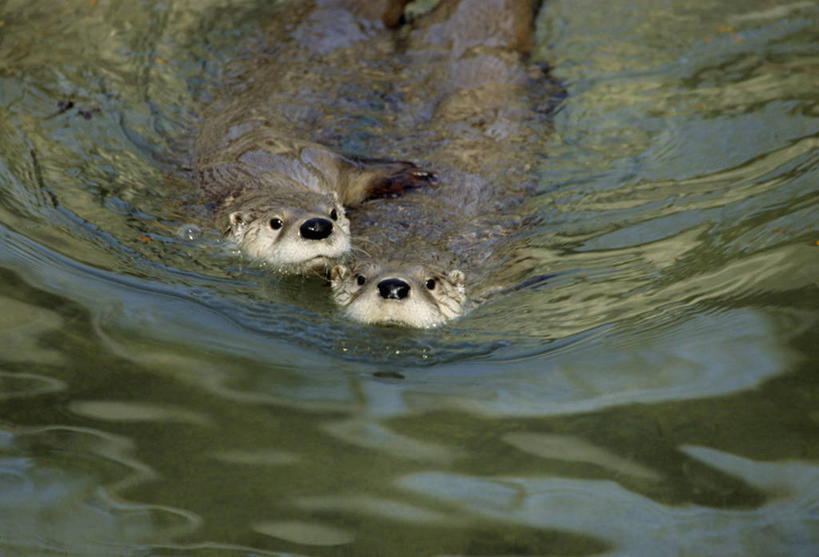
[193,0,434,272]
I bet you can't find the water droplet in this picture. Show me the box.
[178,224,201,241]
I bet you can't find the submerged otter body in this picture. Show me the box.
[194,0,431,273]
[331,0,559,326]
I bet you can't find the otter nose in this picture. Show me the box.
[378,278,410,300]
[300,218,333,240]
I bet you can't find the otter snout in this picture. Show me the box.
[300,218,333,240]
[378,278,410,300]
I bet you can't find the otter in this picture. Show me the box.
[196,130,433,273]
[330,0,559,326]
[330,260,466,328]
[193,0,431,273]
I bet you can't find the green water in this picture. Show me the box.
[1,0,817,555]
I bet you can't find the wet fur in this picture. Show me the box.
[330,0,554,326]
[194,1,433,273]
[331,261,466,328]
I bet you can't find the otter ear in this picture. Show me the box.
[330,264,351,285]
[448,270,466,287]
[229,210,253,229]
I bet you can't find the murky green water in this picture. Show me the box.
[1,0,817,555]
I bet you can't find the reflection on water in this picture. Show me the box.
[0,294,64,366]
[0,0,817,555]
[399,446,819,556]
[0,425,198,555]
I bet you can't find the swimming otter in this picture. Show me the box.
[194,0,431,273]
[196,130,432,273]
[330,260,466,328]
[331,0,558,326]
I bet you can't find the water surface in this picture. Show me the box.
[1,0,817,555]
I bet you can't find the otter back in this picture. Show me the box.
[331,0,562,324]
[193,0,434,273]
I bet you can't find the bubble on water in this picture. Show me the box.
[177,224,202,242]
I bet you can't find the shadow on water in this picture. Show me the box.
[1,0,818,555]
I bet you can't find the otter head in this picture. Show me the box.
[329,261,466,328]
[225,191,350,273]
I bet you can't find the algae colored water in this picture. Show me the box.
[1,0,817,555]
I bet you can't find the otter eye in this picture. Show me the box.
[356,275,366,286]
[425,278,436,290]
[269,218,283,230]
[330,208,338,221]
